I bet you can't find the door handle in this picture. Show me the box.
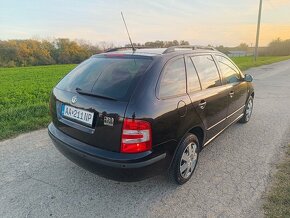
[198,100,207,110]
[229,91,235,98]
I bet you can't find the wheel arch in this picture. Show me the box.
[188,126,205,148]
[168,125,205,171]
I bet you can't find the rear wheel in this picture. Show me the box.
[169,133,199,185]
[239,95,254,123]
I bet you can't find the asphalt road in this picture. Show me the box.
[1,60,290,218]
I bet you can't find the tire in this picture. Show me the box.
[169,133,200,185]
[239,95,254,123]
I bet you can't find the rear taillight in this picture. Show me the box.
[121,118,152,153]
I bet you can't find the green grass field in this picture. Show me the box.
[0,56,290,140]
[0,64,76,140]
[231,56,290,71]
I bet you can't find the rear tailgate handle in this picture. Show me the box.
[198,100,207,110]
[229,91,235,98]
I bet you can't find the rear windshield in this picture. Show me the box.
[57,56,152,101]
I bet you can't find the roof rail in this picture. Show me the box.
[162,45,216,54]
[105,46,150,53]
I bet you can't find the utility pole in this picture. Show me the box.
[254,0,263,61]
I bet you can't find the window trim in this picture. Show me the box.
[184,55,202,93]
[189,54,223,90]
[156,55,188,100]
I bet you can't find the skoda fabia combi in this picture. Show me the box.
[48,46,254,184]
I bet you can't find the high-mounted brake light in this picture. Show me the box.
[105,54,125,57]
[121,118,152,153]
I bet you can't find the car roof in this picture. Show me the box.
[92,46,223,58]
[96,46,223,57]
[104,48,167,56]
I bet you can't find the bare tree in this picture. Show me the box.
[99,41,115,51]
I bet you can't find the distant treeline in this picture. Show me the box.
[266,38,290,56]
[0,39,190,67]
[128,40,190,48]
[1,38,289,67]
[0,39,103,67]
[216,39,290,56]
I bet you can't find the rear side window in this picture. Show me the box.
[159,58,186,98]
[191,55,221,89]
[216,55,241,84]
[57,57,152,101]
[186,57,201,93]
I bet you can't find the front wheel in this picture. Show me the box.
[169,133,199,185]
[239,95,254,123]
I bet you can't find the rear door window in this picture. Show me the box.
[190,55,221,89]
[159,58,186,98]
[57,56,152,101]
[186,57,201,93]
[215,55,241,84]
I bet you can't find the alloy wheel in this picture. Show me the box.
[245,98,253,121]
[179,142,198,179]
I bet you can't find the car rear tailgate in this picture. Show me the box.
[50,88,127,152]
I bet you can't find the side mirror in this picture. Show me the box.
[244,74,253,82]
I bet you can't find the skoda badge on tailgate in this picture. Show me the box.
[71,96,77,104]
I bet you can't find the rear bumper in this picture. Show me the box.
[48,123,172,181]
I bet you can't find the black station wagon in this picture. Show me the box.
[48,46,254,184]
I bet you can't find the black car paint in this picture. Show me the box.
[48,123,172,181]
[48,49,254,181]
[50,87,127,152]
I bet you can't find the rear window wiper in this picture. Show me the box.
[75,88,117,101]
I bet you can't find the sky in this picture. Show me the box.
[1,0,290,47]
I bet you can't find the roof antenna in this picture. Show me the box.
[121,12,136,52]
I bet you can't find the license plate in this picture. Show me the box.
[61,104,94,126]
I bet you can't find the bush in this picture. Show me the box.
[0,39,102,67]
[266,38,290,56]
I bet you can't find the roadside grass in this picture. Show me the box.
[231,55,290,71]
[1,55,290,140]
[0,64,76,140]
[263,144,290,218]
